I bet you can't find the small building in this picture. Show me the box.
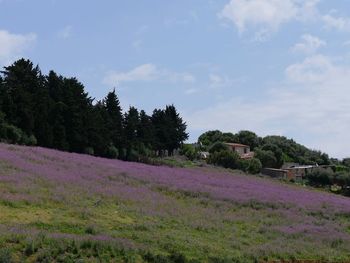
[262,164,335,182]
[224,143,255,159]
[261,168,303,182]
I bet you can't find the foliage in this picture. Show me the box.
[255,149,278,168]
[198,130,224,147]
[247,158,262,174]
[198,130,332,169]
[106,144,119,159]
[0,59,188,161]
[207,150,240,169]
[208,142,229,154]
[235,130,261,150]
[306,168,333,186]
[342,158,350,168]
[180,144,198,161]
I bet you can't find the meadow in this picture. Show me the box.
[0,143,349,262]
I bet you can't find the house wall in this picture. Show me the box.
[261,168,288,179]
[229,146,250,155]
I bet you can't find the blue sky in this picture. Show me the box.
[1,0,350,158]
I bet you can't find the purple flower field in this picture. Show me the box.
[0,143,350,262]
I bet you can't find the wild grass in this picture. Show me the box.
[0,143,349,262]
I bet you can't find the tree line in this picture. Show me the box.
[197,130,331,168]
[0,59,188,160]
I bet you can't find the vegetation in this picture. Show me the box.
[198,130,332,168]
[0,144,350,262]
[0,59,188,161]
[197,130,350,194]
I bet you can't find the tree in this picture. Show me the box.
[207,150,240,169]
[164,105,188,155]
[342,158,350,168]
[0,58,189,162]
[152,105,188,156]
[236,130,261,150]
[124,106,140,148]
[261,143,283,168]
[198,130,223,147]
[208,142,229,154]
[1,59,43,135]
[104,89,124,149]
[138,110,154,149]
[255,149,278,168]
[247,158,262,174]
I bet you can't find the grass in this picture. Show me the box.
[0,144,349,262]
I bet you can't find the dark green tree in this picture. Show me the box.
[198,130,223,147]
[236,130,261,150]
[1,59,42,135]
[163,105,188,155]
[104,89,123,149]
[124,106,140,147]
[138,110,154,148]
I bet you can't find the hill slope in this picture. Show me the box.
[0,143,349,262]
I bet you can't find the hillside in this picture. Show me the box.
[0,143,350,262]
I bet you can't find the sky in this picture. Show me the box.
[1,0,350,158]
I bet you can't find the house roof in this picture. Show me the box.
[224,143,250,148]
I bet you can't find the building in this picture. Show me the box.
[224,143,255,159]
[262,164,336,182]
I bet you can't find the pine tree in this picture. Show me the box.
[124,106,140,147]
[104,89,123,149]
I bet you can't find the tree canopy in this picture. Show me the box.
[0,59,188,161]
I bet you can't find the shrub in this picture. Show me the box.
[84,147,95,156]
[0,248,12,263]
[255,149,278,168]
[106,145,119,159]
[238,159,250,172]
[21,134,38,146]
[306,168,333,186]
[3,123,22,143]
[180,144,198,161]
[207,150,239,169]
[208,142,229,154]
[126,148,140,162]
[247,158,262,174]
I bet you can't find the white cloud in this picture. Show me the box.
[103,64,196,86]
[219,0,319,39]
[322,14,350,32]
[285,55,335,83]
[57,25,73,39]
[0,30,36,65]
[291,34,326,54]
[209,73,235,89]
[186,55,350,158]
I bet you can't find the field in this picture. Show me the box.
[0,143,349,262]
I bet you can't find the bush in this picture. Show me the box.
[255,149,278,168]
[126,148,140,162]
[106,144,119,159]
[22,134,38,146]
[207,150,239,169]
[84,147,95,155]
[238,159,250,172]
[208,142,229,154]
[247,158,262,174]
[3,123,22,143]
[0,248,12,263]
[306,168,333,186]
[180,144,197,161]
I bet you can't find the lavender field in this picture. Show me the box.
[0,143,350,262]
